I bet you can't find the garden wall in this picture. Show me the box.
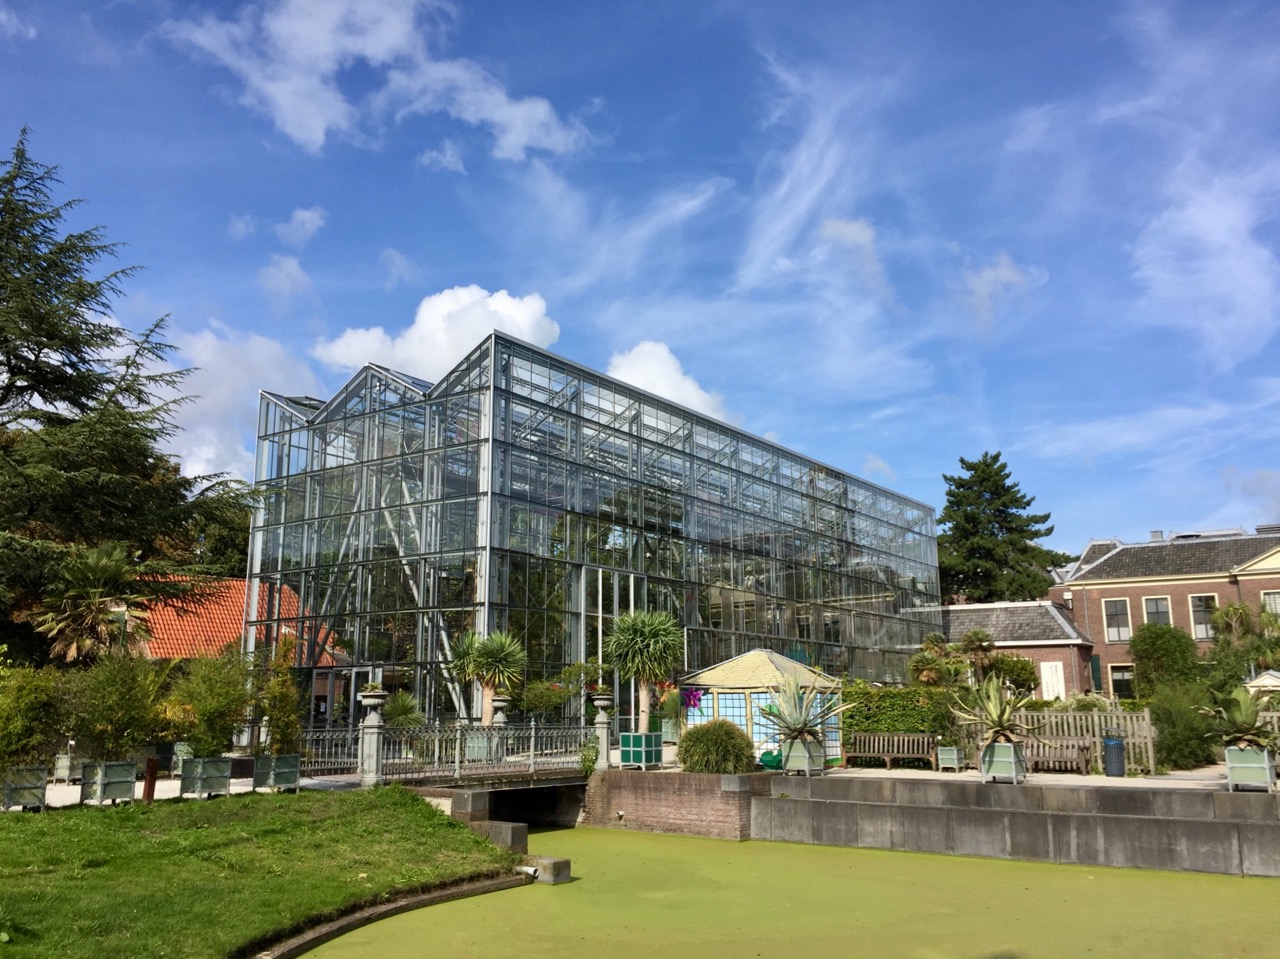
[751,776,1280,877]
[582,770,774,840]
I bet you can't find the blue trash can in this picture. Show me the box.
[1103,727,1125,777]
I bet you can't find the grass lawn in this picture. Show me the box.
[311,826,1276,959]
[0,786,514,958]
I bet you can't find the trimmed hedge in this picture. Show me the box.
[841,681,954,736]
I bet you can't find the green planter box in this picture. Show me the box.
[253,754,301,791]
[781,740,825,776]
[619,731,663,768]
[1225,746,1274,792]
[180,757,232,799]
[53,753,83,784]
[80,761,137,805]
[981,742,1027,784]
[3,765,48,810]
[937,745,965,773]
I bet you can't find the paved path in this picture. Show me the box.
[35,774,362,809]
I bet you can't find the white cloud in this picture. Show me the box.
[607,341,730,423]
[821,217,892,303]
[964,252,1034,327]
[228,213,257,240]
[417,139,465,173]
[381,248,420,290]
[312,284,558,378]
[860,454,895,481]
[258,254,313,310]
[165,0,587,159]
[274,205,327,246]
[168,322,323,481]
[0,6,36,40]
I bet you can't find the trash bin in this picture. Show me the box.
[1103,727,1125,777]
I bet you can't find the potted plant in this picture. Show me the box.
[1197,686,1277,792]
[605,612,682,768]
[359,681,389,709]
[656,683,684,743]
[936,737,966,773]
[758,675,853,776]
[951,675,1038,784]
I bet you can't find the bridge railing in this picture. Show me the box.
[300,728,360,776]
[381,722,592,782]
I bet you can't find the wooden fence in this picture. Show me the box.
[1009,709,1155,776]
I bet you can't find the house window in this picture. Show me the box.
[1104,598,1131,642]
[1109,665,1135,700]
[1190,595,1216,640]
[1263,591,1280,616]
[1143,597,1171,626]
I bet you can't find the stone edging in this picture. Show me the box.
[251,874,533,958]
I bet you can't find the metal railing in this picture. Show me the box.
[300,728,359,776]
[381,722,593,783]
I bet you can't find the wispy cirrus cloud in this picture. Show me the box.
[164,0,588,159]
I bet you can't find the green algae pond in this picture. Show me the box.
[308,826,1275,958]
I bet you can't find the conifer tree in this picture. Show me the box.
[936,451,1072,603]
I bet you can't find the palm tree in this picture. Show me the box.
[450,630,527,725]
[908,632,969,687]
[959,629,995,682]
[33,542,153,662]
[605,611,683,733]
[383,689,427,728]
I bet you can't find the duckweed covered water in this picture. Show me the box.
[309,826,1274,958]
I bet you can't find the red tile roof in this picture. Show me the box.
[143,579,340,665]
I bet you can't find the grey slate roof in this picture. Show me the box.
[1068,533,1280,582]
[940,602,1090,647]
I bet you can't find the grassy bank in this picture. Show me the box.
[312,826,1277,959]
[0,786,514,958]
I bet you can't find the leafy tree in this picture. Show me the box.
[605,610,683,734]
[0,131,254,662]
[67,653,172,760]
[167,646,254,756]
[257,638,304,753]
[936,451,1072,602]
[0,665,72,768]
[986,653,1038,694]
[1204,603,1280,689]
[1129,623,1200,698]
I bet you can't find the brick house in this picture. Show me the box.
[1047,526,1280,699]
[940,601,1093,699]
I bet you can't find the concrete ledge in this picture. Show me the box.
[526,856,572,884]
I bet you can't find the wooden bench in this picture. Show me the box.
[845,732,937,770]
[1027,736,1092,775]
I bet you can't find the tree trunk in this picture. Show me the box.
[480,683,494,726]
[637,681,651,733]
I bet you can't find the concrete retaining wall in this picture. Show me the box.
[583,770,774,839]
[752,776,1280,876]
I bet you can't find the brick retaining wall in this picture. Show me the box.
[582,770,774,840]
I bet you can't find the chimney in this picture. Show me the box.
[1149,530,1164,541]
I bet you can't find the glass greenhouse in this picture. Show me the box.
[244,332,939,727]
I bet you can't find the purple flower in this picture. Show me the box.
[682,688,704,710]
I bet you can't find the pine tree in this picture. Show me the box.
[936,451,1072,603]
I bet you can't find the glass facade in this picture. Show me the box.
[245,333,940,726]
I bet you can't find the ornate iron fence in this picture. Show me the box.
[299,728,359,776]
[382,722,592,782]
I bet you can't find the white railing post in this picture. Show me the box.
[359,704,385,788]
[530,719,538,772]
[454,724,463,779]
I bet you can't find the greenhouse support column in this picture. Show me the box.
[595,703,611,771]
[359,706,385,788]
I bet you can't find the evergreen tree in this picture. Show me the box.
[936,451,1072,603]
[0,130,253,663]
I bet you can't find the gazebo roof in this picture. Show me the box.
[681,649,839,691]
[1245,670,1280,692]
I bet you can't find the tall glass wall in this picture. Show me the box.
[246,333,939,726]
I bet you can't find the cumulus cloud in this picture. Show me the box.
[964,252,1034,327]
[0,6,36,40]
[822,217,892,303]
[164,0,587,158]
[228,213,257,240]
[168,322,323,481]
[860,454,895,481]
[312,284,558,378]
[416,139,465,173]
[274,205,327,246]
[381,248,420,290]
[258,254,313,310]
[607,341,730,423]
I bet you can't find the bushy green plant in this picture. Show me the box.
[167,646,254,756]
[1130,623,1200,697]
[676,719,756,774]
[579,736,600,776]
[256,640,304,753]
[1049,692,1111,713]
[1149,682,1217,770]
[0,666,71,769]
[841,680,953,735]
[383,689,427,729]
[986,654,1038,694]
[1196,686,1276,750]
[68,652,171,760]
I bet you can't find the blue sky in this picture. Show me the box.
[3,0,1279,553]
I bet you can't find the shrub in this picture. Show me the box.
[1131,623,1200,697]
[1149,682,1217,770]
[0,666,72,768]
[257,642,305,752]
[987,654,1038,694]
[841,680,954,735]
[168,646,254,756]
[677,719,756,774]
[68,653,171,760]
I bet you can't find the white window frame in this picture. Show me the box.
[1262,591,1280,616]
[1142,595,1171,626]
[1103,597,1132,643]
[1109,664,1135,700]
[1189,594,1217,641]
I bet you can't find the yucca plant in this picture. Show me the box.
[605,611,683,733]
[450,630,527,725]
[951,674,1040,749]
[1195,686,1277,750]
[759,674,853,745]
[383,690,427,728]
